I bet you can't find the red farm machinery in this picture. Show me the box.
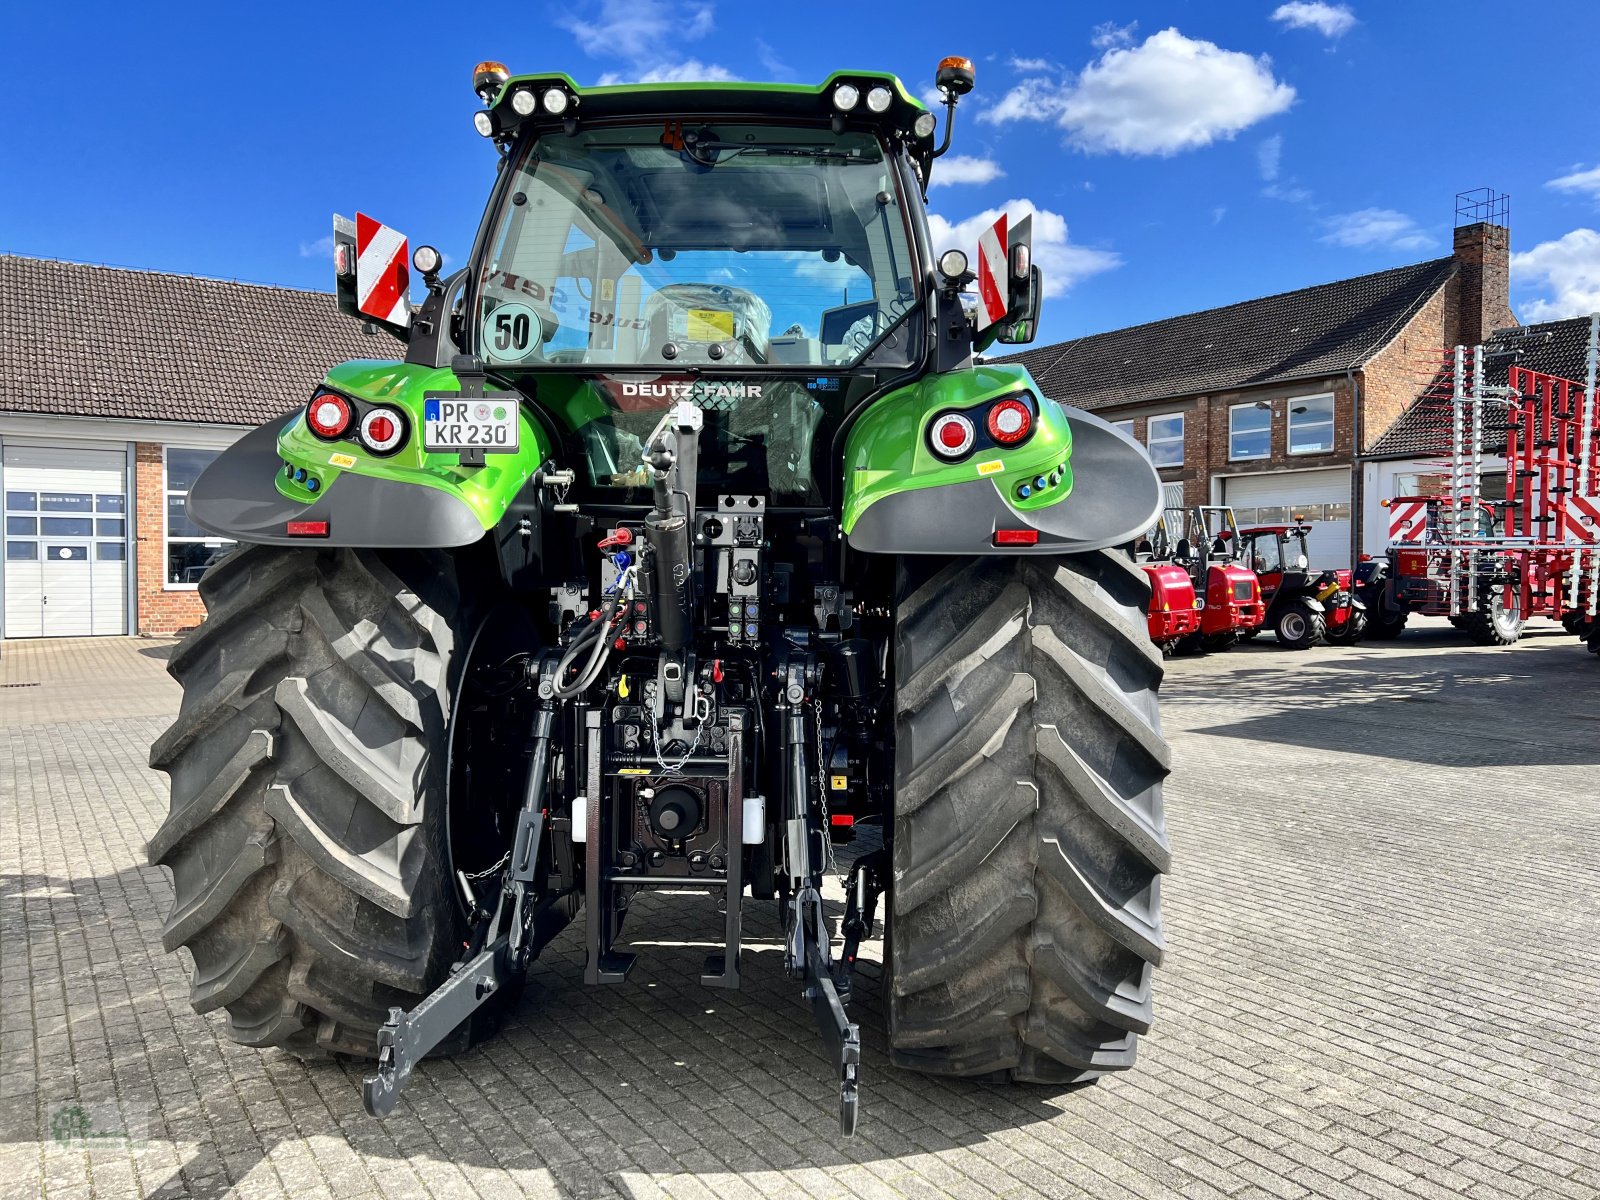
[1236,519,1364,649]
[1363,317,1600,648]
[1137,505,1264,653]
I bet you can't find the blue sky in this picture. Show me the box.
[4,0,1597,346]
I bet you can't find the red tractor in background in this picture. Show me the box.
[1236,520,1366,649]
[1136,505,1263,653]
[1358,496,1521,643]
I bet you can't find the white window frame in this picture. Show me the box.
[1287,393,1336,456]
[1111,419,1135,437]
[163,446,234,592]
[1229,402,1273,462]
[1146,413,1184,468]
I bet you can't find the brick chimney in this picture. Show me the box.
[1452,221,1514,345]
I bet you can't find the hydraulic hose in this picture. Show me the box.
[552,598,619,699]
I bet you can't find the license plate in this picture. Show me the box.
[423,399,519,453]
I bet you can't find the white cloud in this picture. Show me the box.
[980,29,1295,157]
[1263,182,1313,205]
[755,39,791,81]
[1320,208,1435,251]
[596,60,737,85]
[1212,206,1228,224]
[1512,228,1600,322]
[927,199,1121,298]
[978,78,1068,125]
[1271,2,1357,38]
[559,1,735,86]
[559,0,713,59]
[1257,134,1283,181]
[928,155,1005,187]
[1547,166,1600,202]
[299,235,334,259]
[1091,20,1138,50]
[1008,55,1051,71]
[1060,29,1296,155]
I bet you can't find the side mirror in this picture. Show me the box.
[990,213,1041,345]
[991,265,1042,345]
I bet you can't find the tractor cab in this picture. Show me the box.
[1237,519,1364,649]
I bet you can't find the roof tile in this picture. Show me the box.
[999,257,1457,410]
[1,255,381,426]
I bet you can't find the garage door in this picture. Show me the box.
[1224,468,1352,568]
[3,446,129,638]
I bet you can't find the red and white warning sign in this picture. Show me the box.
[355,212,411,327]
[975,212,1007,332]
[1565,493,1600,542]
[1387,498,1428,544]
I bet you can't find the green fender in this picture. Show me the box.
[843,364,1162,554]
[187,360,553,547]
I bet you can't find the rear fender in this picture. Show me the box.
[1299,596,1328,614]
[187,360,553,548]
[842,364,1161,555]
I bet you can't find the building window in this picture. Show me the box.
[1147,414,1184,467]
[1288,394,1335,455]
[1111,419,1135,437]
[165,448,234,588]
[1230,402,1272,460]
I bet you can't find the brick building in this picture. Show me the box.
[1004,221,1515,567]
[1,256,370,638]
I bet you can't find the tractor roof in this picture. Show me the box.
[477,71,935,152]
[1239,525,1312,537]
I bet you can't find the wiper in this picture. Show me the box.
[686,140,868,166]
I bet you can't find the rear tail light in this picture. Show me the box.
[359,406,407,455]
[306,391,352,439]
[929,412,975,459]
[986,397,1032,446]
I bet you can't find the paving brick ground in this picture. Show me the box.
[2,621,1598,1199]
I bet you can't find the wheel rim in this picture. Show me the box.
[445,605,543,918]
[1493,592,1522,633]
[1281,612,1306,640]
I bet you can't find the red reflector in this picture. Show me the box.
[994,529,1039,545]
[286,520,329,537]
[367,414,396,443]
[830,814,855,827]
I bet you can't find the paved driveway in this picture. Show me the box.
[2,623,1597,1199]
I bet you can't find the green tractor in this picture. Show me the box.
[147,59,1170,1135]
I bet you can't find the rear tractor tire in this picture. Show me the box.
[1273,601,1325,650]
[1364,610,1408,640]
[1324,609,1367,645]
[147,544,544,1058]
[888,552,1171,1084]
